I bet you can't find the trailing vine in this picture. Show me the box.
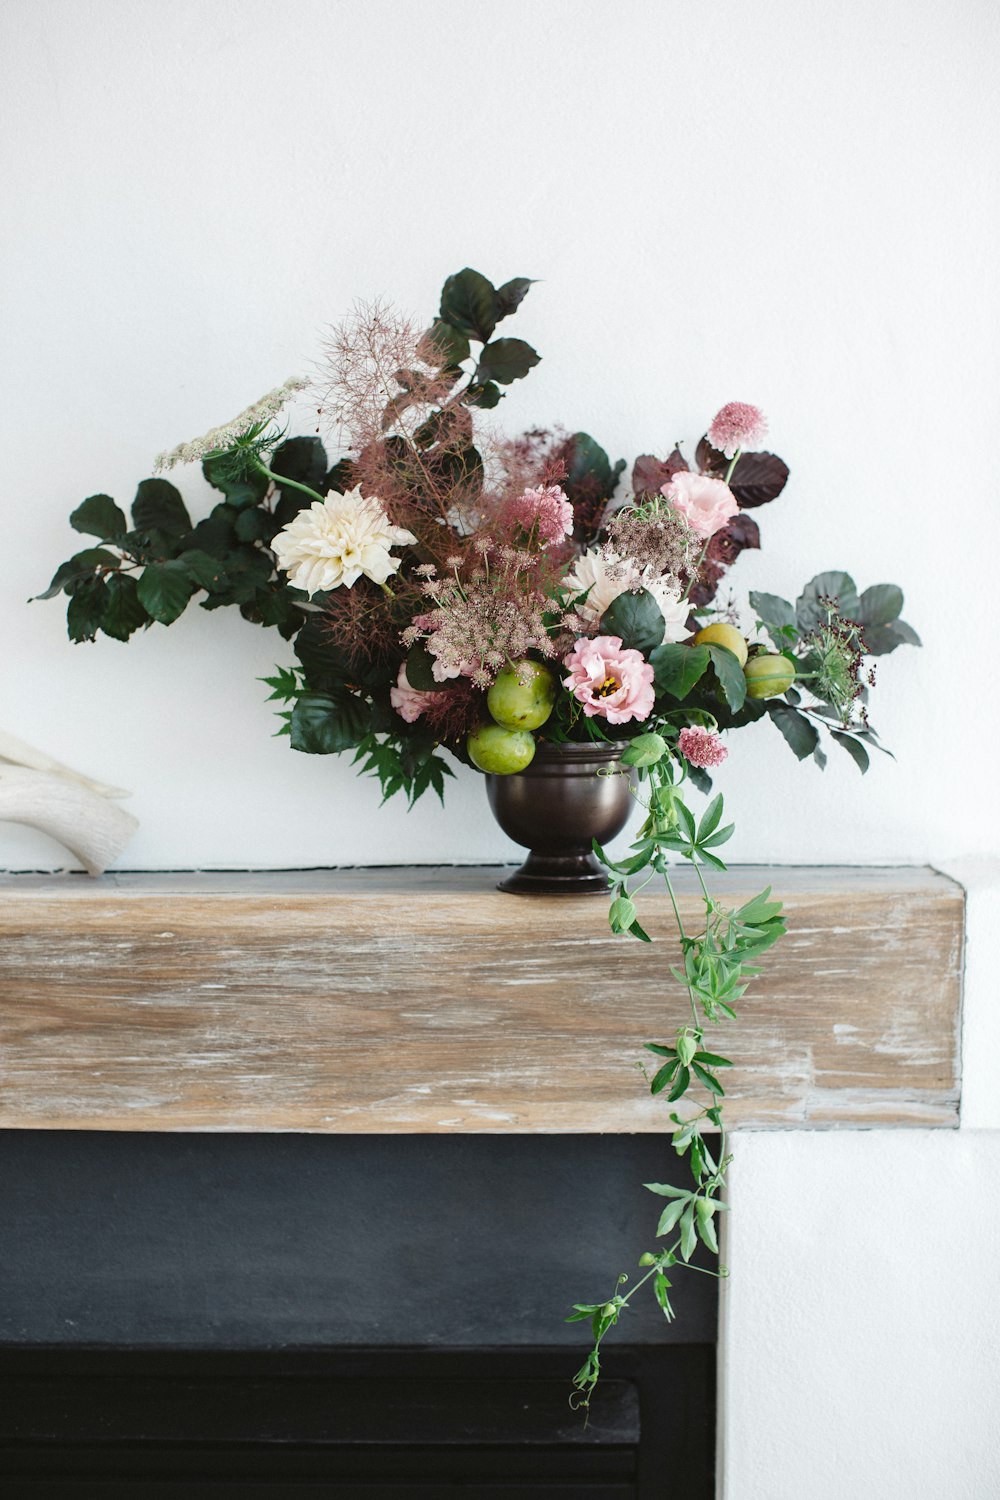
[568,732,786,1407]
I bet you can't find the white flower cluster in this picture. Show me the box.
[154,376,309,471]
[271,485,416,595]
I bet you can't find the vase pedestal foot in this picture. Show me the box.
[496,851,611,896]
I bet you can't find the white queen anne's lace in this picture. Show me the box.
[271,486,416,595]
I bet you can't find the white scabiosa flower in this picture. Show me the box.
[271,486,417,595]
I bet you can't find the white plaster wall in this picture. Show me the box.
[1,0,998,871]
[720,1128,1000,1500]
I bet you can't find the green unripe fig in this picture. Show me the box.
[694,622,749,667]
[487,659,557,730]
[467,723,536,775]
[744,653,796,699]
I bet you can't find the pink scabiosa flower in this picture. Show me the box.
[505,484,574,546]
[661,471,739,540]
[677,726,728,768]
[706,402,769,459]
[389,664,448,724]
[562,636,655,725]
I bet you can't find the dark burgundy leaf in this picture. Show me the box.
[695,438,790,509]
[709,513,761,568]
[632,447,688,496]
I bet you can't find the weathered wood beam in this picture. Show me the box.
[0,867,963,1132]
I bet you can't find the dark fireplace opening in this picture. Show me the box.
[0,1132,717,1497]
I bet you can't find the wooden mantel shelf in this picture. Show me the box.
[0,866,963,1133]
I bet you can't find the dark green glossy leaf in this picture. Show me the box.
[70,493,127,539]
[66,577,108,641]
[707,644,747,711]
[494,276,535,318]
[131,478,192,537]
[35,547,120,600]
[290,691,371,754]
[768,702,820,760]
[404,643,438,691]
[650,643,710,700]
[423,318,471,368]
[100,573,148,641]
[136,560,195,624]
[439,267,497,342]
[600,588,665,654]
[475,337,540,385]
[465,380,503,409]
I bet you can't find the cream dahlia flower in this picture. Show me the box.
[271,486,417,595]
[564,548,691,643]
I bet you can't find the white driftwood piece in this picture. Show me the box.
[0,766,138,876]
[0,728,129,798]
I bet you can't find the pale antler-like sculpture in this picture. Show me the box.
[0,730,138,876]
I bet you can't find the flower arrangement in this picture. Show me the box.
[41,268,919,1402]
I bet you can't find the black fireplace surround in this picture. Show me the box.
[0,1132,716,1497]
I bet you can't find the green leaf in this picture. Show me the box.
[861,619,921,655]
[667,1065,691,1103]
[644,1182,691,1198]
[831,731,870,773]
[650,1058,680,1095]
[796,571,860,631]
[695,1197,720,1253]
[680,1203,697,1262]
[621,732,668,768]
[656,1199,688,1236]
[697,794,724,842]
[201,455,269,508]
[70,493,127,539]
[439,267,498,342]
[600,588,665,655]
[66,578,108,641]
[562,432,626,503]
[650,643,710,700]
[465,381,502,409]
[35,547,120,600]
[691,1061,724,1095]
[290,691,371,754]
[695,1051,733,1068]
[137,560,195,624]
[423,318,471,368]
[405,643,439,692]
[475,336,540,385]
[749,590,797,647]
[609,895,637,934]
[494,276,535,318]
[653,1270,675,1319]
[234,507,272,542]
[131,478,192,537]
[707,644,747,711]
[179,549,229,592]
[100,573,148,641]
[858,583,903,626]
[768,702,819,760]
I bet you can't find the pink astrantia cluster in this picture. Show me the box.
[661,471,739,540]
[677,726,729,768]
[504,484,574,546]
[706,402,769,459]
[562,635,655,724]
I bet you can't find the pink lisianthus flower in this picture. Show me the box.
[706,402,769,459]
[562,635,655,724]
[677,726,728,768]
[506,484,574,546]
[389,663,448,723]
[661,471,739,540]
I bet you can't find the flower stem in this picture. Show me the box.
[256,463,326,505]
[724,449,742,485]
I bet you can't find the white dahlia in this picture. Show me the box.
[563,547,691,643]
[271,486,417,595]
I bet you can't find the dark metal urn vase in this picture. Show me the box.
[486,740,636,895]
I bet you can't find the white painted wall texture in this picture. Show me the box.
[3,5,999,1499]
[2,0,998,871]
